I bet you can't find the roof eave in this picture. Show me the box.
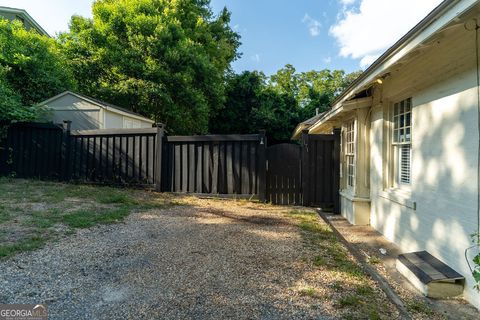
[308,0,477,134]
[0,6,50,37]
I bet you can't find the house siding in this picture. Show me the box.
[370,66,480,308]
[44,94,101,130]
[104,111,123,129]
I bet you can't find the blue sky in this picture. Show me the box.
[210,0,360,74]
[0,0,443,75]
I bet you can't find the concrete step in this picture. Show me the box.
[396,251,465,299]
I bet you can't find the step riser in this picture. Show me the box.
[396,259,464,298]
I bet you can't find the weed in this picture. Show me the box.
[356,285,374,296]
[299,287,318,298]
[367,255,381,264]
[328,281,342,291]
[338,294,360,307]
[407,300,434,315]
[313,255,327,266]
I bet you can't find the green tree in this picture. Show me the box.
[60,0,240,135]
[0,19,74,130]
[210,65,361,144]
[210,70,266,134]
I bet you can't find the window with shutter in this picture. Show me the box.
[392,98,412,185]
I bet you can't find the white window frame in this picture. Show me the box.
[345,119,355,190]
[392,98,412,186]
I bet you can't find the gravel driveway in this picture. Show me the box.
[0,197,389,319]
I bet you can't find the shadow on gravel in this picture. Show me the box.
[197,207,291,226]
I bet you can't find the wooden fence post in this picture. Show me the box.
[333,128,341,214]
[61,120,72,181]
[258,130,267,202]
[301,130,310,206]
[155,123,165,192]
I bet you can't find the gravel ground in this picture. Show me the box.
[0,197,394,319]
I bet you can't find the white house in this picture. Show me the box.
[307,0,480,309]
[38,91,155,130]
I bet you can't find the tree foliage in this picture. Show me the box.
[210,65,361,144]
[60,0,240,134]
[0,19,74,127]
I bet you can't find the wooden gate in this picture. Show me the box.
[266,143,302,205]
[302,131,340,212]
[266,130,340,213]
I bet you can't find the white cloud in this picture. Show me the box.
[339,0,357,5]
[359,54,379,69]
[323,56,332,64]
[302,14,321,37]
[330,0,443,68]
[251,54,260,63]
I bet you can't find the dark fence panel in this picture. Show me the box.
[266,143,302,205]
[301,131,340,212]
[0,123,64,179]
[161,134,265,196]
[68,128,158,185]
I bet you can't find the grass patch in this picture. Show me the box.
[406,300,434,315]
[0,235,47,259]
[288,209,388,318]
[23,209,63,229]
[367,255,381,264]
[95,192,136,205]
[0,178,178,259]
[337,294,360,307]
[355,285,374,296]
[0,206,10,224]
[313,255,327,266]
[62,207,130,229]
[298,287,318,298]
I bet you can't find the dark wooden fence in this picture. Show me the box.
[266,143,302,205]
[0,122,266,198]
[0,122,339,211]
[161,134,266,196]
[0,123,64,179]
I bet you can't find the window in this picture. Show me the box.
[15,15,25,25]
[345,120,355,188]
[392,98,412,185]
